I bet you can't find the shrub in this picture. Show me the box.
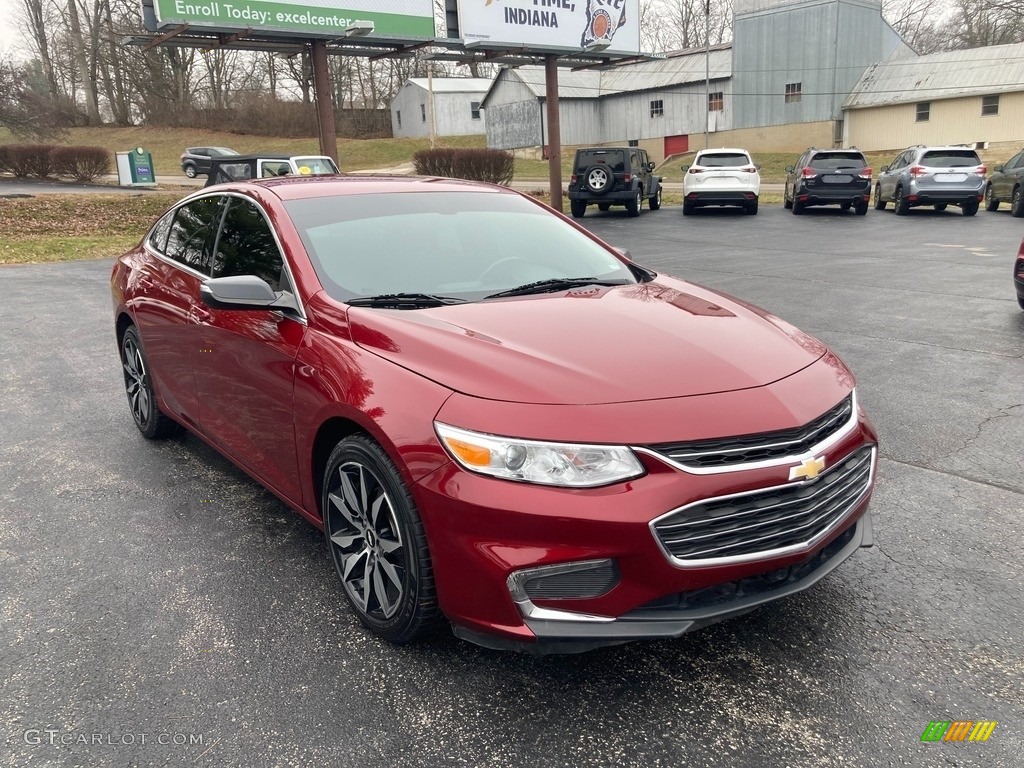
[5,144,58,177]
[52,146,112,182]
[413,148,515,186]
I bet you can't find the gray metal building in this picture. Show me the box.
[390,78,493,139]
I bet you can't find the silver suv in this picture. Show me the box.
[874,146,986,216]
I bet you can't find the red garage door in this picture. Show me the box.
[664,134,689,156]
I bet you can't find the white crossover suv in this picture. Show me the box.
[683,148,761,215]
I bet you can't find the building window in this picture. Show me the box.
[708,91,724,112]
[628,139,639,147]
[420,103,426,122]
[470,101,481,120]
[650,99,664,118]
[396,110,401,128]
[916,101,930,122]
[981,94,999,116]
[784,83,802,104]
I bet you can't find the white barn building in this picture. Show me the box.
[390,78,493,138]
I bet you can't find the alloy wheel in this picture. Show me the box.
[121,334,150,428]
[326,462,406,620]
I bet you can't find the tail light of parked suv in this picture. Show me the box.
[909,165,926,177]
[801,168,818,179]
[974,165,987,176]
[688,168,704,174]
[859,167,872,179]
[740,166,757,174]
[570,174,578,185]
[623,173,632,183]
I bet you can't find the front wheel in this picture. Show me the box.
[985,184,999,212]
[597,202,610,212]
[626,189,641,217]
[854,201,868,216]
[874,184,886,210]
[1011,187,1024,218]
[934,203,947,211]
[120,326,181,439]
[649,186,662,211]
[323,435,440,644]
[570,200,587,218]
[961,200,979,216]
[183,165,197,179]
[840,202,851,211]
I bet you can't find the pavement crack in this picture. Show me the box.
[879,456,1024,496]
[942,403,1024,460]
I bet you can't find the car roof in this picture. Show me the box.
[202,174,516,201]
[695,148,751,155]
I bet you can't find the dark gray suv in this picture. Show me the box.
[568,147,663,218]
[984,147,1024,217]
[179,146,239,178]
[874,146,985,216]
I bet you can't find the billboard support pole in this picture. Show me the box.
[311,39,339,163]
[545,54,562,213]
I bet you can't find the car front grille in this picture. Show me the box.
[647,394,853,469]
[652,446,874,564]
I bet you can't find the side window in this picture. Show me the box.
[212,198,286,292]
[147,210,174,253]
[165,197,222,274]
[1007,152,1024,170]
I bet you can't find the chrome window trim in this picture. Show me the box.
[632,389,860,476]
[141,189,307,324]
[649,446,876,569]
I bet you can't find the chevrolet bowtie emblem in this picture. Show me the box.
[789,456,826,482]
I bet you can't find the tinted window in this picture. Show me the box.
[809,152,866,169]
[212,198,286,291]
[920,150,981,168]
[165,197,221,274]
[284,192,637,302]
[576,150,625,173]
[1005,151,1024,170]
[697,153,750,167]
[212,162,254,182]
[147,211,173,253]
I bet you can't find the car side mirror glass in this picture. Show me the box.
[200,275,279,310]
[681,165,689,171]
[881,165,889,172]
[646,162,655,172]
[785,165,794,173]
[755,164,762,171]
[994,164,1004,172]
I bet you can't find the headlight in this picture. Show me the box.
[434,423,644,488]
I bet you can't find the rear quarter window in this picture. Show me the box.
[921,150,981,168]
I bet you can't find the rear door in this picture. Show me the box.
[880,151,908,198]
[918,149,982,192]
[191,195,306,503]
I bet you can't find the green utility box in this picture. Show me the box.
[115,147,156,187]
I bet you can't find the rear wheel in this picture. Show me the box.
[597,202,611,212]
[120,326,181,440]
[934,203,947,211]
[745,199,758,215]
[570,200,587,219]
[854,201,868,216]
[626,189,641,217]
[323,435,440,644]
[1011,187,1024,218]
[792,199,805,215]
[894,186,909,216]
[682,202,695,216]
[961,200,979,216]
[840,202,851,211]
[985,184,999,212]
[874,184,886,210]
[649,186,662,211]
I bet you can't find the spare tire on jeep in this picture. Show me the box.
[584,165,612,195]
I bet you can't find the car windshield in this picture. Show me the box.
[809,152,866,169]
[284,191,638,303]
[697,153,751,167]
[575,150,625,173]
[920,150,981,168]
[292,156,339,175]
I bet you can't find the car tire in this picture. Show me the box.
[961,200,979,216]
[626,189,641,217]
[894,186,909,216]
[874,184,886,210]
[183,165,197,179]
[323,435,440,644]
[854,201,868,216]
[783,190,793,209]
[1011,187,1024,218]
[682,202,695,216]
[984,184,999,212]
[570,200,587,219]
[584,165,612,195]
[792,199,804,215]
[934,204,947,211]
[120,325,182,440]
[840,202,851,211]
[597,203,611,212]
[745,199,758,215]
[649,186,662,211]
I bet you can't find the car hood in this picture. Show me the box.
[348,276,827,405]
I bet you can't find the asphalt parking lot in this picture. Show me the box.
[2,202,1022,767]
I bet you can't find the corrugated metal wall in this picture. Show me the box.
[732,0,903,129]
[541,100,604,147]
[391,86,487,138]
[846,93,1024,151]
[598,82,733,144]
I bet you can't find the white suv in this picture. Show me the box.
[683,148,761,215]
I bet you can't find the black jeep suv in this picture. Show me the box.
[784,148,871,215]
[568,147,663,218]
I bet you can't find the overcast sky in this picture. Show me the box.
[0,0,23,59]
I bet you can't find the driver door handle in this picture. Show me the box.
[188,304,213,325]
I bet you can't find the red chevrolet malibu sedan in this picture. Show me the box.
[111,176,878,653]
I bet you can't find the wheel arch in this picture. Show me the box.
[115,311,135,348]
[311,416,367,515]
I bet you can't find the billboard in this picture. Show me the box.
[152,0,435,38]
[457,0,640,54]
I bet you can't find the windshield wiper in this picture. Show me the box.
[484,277,632,300]
[346,292,468,309]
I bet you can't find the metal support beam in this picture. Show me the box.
[310,39,338,164]
[545,54,562,214]
[369,40,432,61]
[141,25,190,52]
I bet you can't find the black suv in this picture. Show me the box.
[180,147,239,178]
[784,148,871,215]
[985,147,1024,217]
[568,147,662,218]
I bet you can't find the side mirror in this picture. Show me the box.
[681,165,690,172]
[785,165,795,173]
[994,164,1004,172]
[755,164,762,171]
[200,275,279,310]
[645,162,655,172]
[881,165,890,172]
